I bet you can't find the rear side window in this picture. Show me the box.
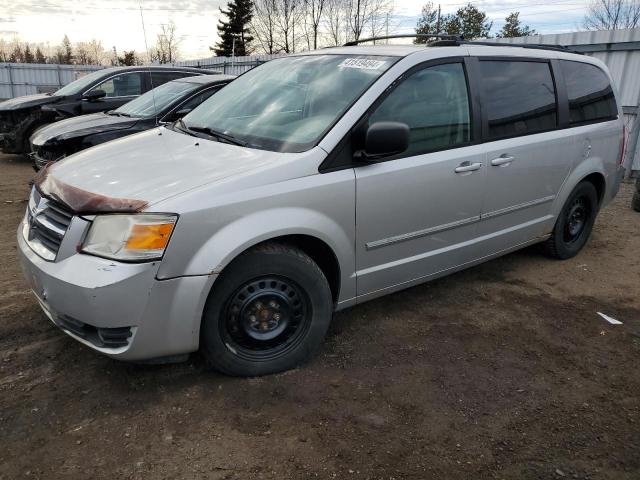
[560,60,618,126]
[368,62,471,156]
[151,71,197,87]
[479,60,557,140]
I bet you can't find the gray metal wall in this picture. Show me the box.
[490,28,640,173]
[0,63,104,99]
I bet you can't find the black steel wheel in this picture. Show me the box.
[221,276,312,361]
[562,197,590,244]
[201,243,333,376]
[544,181,599,259]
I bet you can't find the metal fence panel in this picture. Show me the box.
[0,63,104,99]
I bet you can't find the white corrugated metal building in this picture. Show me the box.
[492,28,640,173]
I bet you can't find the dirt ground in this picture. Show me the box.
[0,153,639,480]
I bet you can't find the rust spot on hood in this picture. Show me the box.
[34,164,148,214]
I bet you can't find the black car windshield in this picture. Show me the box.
[55,69,112,96]
[181,55,396,152]
[115,80,199,118]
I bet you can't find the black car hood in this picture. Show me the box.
[31,112,140,146]
[0,93,62,111]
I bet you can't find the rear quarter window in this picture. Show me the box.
[560,60,618,126]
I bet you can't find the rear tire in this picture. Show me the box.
[544,181,599,259]
[200,242,332,376]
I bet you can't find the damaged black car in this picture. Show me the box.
[0,65,214,155]
[30,74,235,170]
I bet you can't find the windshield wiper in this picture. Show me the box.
[186,125,248,147]
[173,118,197,136]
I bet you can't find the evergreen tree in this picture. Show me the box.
[497,12,536,38]
[212,0,254,57]
[415,2,439,44]
[35,47,47,64]
[62,35,73,63]
[443,4,492,39]
[117,51,139,66]
[9,44,23,63]
[23,45,35,63]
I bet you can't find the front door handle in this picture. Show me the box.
[491,155,515,167]
[455,161,483,174]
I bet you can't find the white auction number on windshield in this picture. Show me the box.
[339,58,387,70]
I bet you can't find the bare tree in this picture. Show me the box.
[75,42,91,65]
[324,0,348,46]
[344,0,393,43]
[151,21,181,63]
[301,0,327,50]
[87,39,107,65]
[584,0,640,30]
[252,0,279,53]
[274,0,303,53]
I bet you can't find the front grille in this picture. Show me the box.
[24,190,74,260]
[56,315,133,349]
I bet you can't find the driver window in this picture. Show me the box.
[90,73,143,98]
[368,63,471,157]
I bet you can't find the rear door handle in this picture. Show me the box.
[455,162,483,174]
[491,155,515,167]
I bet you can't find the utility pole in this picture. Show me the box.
[292,3,296,53]
[386,13,389,44]
[436,4,441,32]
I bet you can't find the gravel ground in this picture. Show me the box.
[1,152,639,480]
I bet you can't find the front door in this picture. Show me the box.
[354,60,486,298]
[81,72,145,114]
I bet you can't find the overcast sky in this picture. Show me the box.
[1,0,589,60]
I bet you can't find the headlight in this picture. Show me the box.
[81,214,177,261]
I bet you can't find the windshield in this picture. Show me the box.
[182,54,396,152]
[115,80,198,118]
[55,69,112,96]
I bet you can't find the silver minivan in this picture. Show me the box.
[18,40,626,376]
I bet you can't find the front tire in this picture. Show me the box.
[544,181,599,259]
[201,243,333,376]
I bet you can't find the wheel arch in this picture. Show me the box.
[216,234,342,305]
[552,159,608,220]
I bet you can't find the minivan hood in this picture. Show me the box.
[44,127,288,210]
[31,113,138,146]
[0,93,60,111]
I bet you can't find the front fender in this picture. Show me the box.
[156,169,357,304]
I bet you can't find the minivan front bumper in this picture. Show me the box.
[17,220,212,361]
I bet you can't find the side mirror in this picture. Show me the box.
[356,121,410,161]
[175,107,193,117]
[82,89,106,101]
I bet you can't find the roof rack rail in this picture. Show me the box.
[461,40,578,54]
[343,33,463,46]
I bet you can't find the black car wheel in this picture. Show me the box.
[201,242,332,376]
[544,181,599,259]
